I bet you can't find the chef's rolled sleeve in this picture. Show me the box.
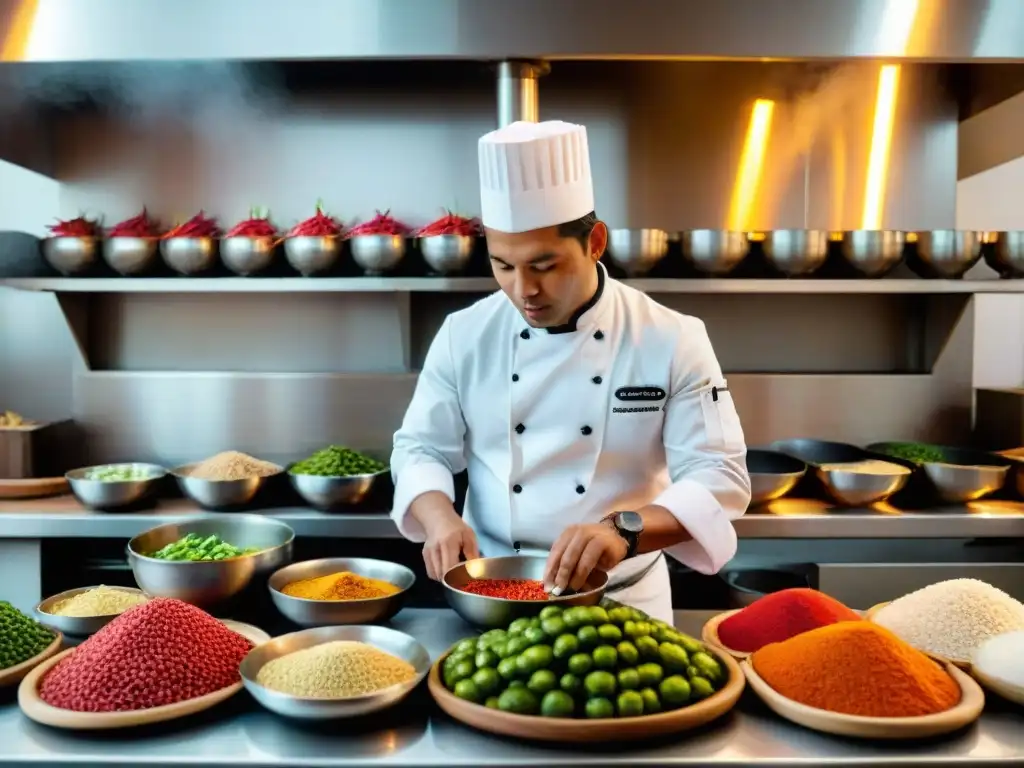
[390,317,468,542]
[656,319,751,574]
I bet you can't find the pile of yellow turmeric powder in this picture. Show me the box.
[281,571,401,601]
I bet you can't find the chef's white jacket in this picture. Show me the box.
[391,263,751,623]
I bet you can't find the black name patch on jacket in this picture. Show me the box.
[614,386,667,402]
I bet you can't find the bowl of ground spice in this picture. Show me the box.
[0,601,62,688]
[743,622,985,739]
[172,450,283,510]
[36,586,149,637]
[268,557,415,627]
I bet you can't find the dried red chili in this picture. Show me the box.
[47,215,100,238]
[108,209,159,238]
[717,587,862,653]
[415,211,481,238]
[162,211,221,239]
[348,209,410,237]
[226,207,277,238]
[288,203,341,237]
[38,598,254,713]
[460,578,549,601]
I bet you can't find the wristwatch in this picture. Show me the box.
[605,511,643,559]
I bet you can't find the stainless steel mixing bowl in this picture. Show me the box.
[284,235,341,276]
[43,236,100,276]
[350,235,406,275]
[443,555,608,629]
[239,624,430,720]
[607,229,669,276]
[680,230,749,275]
[842,230,906,277]
[762,230,829,276]
[160,236,218,276]
[127,515,295,606]
[221,235,277,276]
[102,236,159,276]
[65,463,167,511]
[746,449,806,505]
[288,466,389,511]
[866,442,1010,503]
[814,463,911,506]
[420,235,474,275]
[171,461,283,510]
[984,231,1024,278]
[911,230,982,278]
[36,586,149,637]
[268,557,415,627]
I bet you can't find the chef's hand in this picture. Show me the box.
[544,522,627,595]
[421,508,480,582]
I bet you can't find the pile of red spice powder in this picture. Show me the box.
[717,587,862,653]
[39,598,254,713]
[460,578,549,601]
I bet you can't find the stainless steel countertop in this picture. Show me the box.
[0,609,1020,767]
[2,497,1024,539]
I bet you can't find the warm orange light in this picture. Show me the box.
[727,99,775,232]
[861,65,901,230]
[0,0,40,62]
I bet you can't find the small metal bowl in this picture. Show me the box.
[221,235,277,276]
[284,235,341,276]
[746,449,806,505]
[607,228,669,277]
[762,230,829,276]
[681,230,749,275]
[288,466,389,511]
[239,624,430,720]
[983,231,1024,278]
[127,515,295,606]
[102,236,159,276]
[65,462,167,511]
[910,231,982,279]
[419,234,474,275]
[43,236,100,276]
[350,235,406,276]
[814,463,911,506]
[172,462,283,510]
[268,557,415,627]
[35,586,148,637]
[843,230,906,277]
[160,236,218,276]
[443,555,608,630]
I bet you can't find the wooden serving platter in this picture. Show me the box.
[0,632,63,688]
[428,648,745,743]
[0,477,68,500]
[18,620,269,730]
[742,658,984,739]
[865,602,971,669]
[700,610,750,659]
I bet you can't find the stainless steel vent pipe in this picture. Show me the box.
[496,61,549,127]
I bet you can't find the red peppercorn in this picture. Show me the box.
[717,587,863,653]
[459,578,549,601]
[39,598,254,712]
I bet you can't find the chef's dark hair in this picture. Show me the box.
[557,211,599,249]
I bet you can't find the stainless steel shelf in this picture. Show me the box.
[4,277,1024,294]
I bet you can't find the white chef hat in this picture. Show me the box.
[478,120,595,234]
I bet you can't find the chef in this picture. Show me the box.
[390,119,750,623]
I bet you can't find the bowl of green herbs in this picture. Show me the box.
[287,445,389,511]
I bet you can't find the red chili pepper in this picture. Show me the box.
[47,215,101,238]
[162,211,222,239]
[288,203,342,237]
[108,208,160,238]
[348,209,411,237]
[459,578,549,601]
[415,210,482,238]
[226,207,278,238]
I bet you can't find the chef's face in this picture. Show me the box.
[486,222,608,327]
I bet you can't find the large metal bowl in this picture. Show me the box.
[65,462,167,511]
[102,236,159,276]
[350,235,406,275]
[127,515,295,606]
[443,555,608,629]
[867,442,1010,503]
[762,230,829,276]
[284,236,341,276]
[842,230,906,277]
[43,236,100,276]
[910,230,982,279]
[160,236,218,276]
[983,231,1024,278]
[771,438,910,506]
[420,235,474,275]
[681,230,748,275]
[607,229,669,277]
[221,235,277,276]
[268,557,415,627]
[746,449,806,505]
[172,462,283,510]
[288,467,389,511]
[35,586,149,637]
[239,624,430,720]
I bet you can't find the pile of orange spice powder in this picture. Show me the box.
[751,622,961,717]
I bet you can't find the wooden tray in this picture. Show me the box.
[428,649,745,743]
[0,632,63,688]
[742,658,984,739]
[0,478,68,500]
[18,620,269,730]
[701,610,750,659]
[865,602,971,669]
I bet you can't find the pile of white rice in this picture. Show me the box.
[873,578,1024,661]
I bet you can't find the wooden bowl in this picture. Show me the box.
[428,648,745,742]
[865,602,971,669]
[0,632,63,688]
[18,620,269,730]
[701,610,750,659]
[742,658,984,739]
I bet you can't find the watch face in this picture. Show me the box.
[617,511,643,533]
